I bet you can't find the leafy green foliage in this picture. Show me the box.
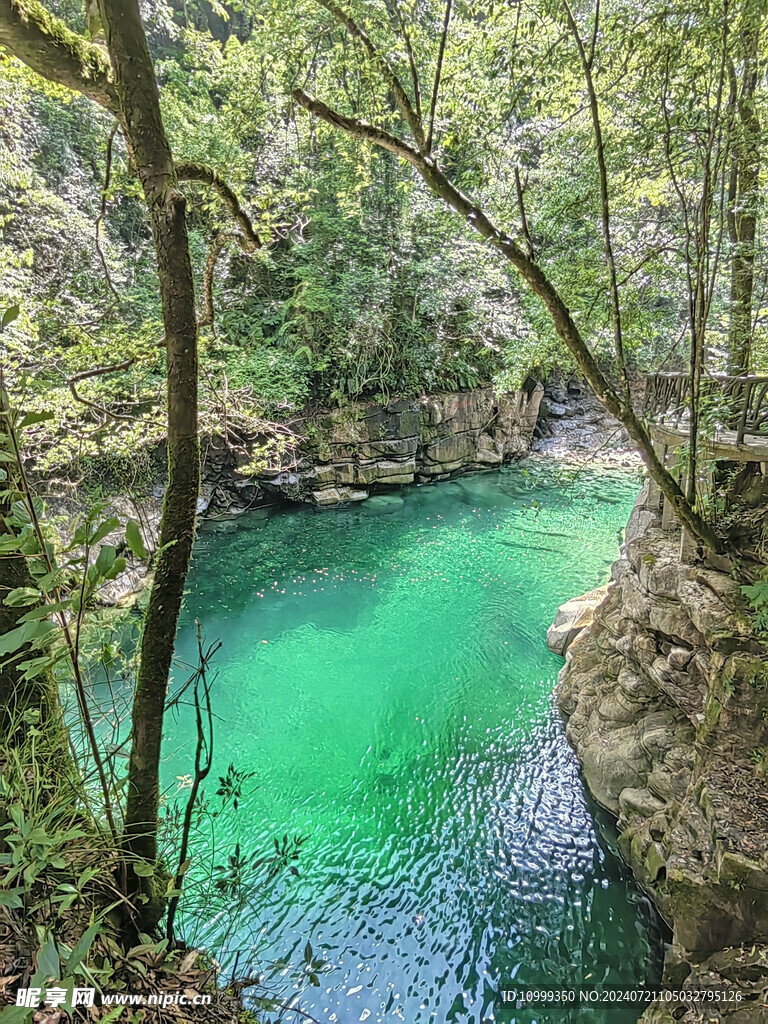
[214,762,256,812]
[0,0,588,475]
[6,0,766,479]
[743,576,768,636]
[0,492,127,685]
[222,346,311,414]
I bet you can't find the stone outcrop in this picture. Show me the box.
[555,483,768,1021]
[546,586,607,655]
[206,385,542,509]
[49,386,543,524]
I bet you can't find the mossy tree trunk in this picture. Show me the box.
[0,0,200,930]
[727,1,763,374]
[94,0,199,927]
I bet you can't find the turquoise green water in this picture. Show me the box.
[166,462,663,1023]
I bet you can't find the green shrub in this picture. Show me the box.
[224,346,311,416]
[742,575,768,636]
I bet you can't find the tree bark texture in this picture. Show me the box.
[95,0,199,926]
[727,5,762,373]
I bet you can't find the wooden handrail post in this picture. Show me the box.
[644,371,768,444]
[736,378,752,445]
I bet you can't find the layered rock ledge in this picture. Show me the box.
[556,484,768,1021]
[198,385,543,511]
[255,386,543,506]
[75,385,541,603]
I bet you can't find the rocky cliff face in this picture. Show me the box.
[203,385,543,511]
[84,385,542,604]
[556,484,768,1021]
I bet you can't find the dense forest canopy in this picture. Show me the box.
[3,0,766,476]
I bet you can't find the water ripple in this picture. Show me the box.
[169,462,661,1023]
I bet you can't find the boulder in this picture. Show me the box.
[310,486,368,505]
[546,585,608,655]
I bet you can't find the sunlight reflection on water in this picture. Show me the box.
[167,461,662,1023]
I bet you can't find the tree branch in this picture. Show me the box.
[165,624,218,945]
[292,85,725,555]
[0,0,116,110]
[199,231,248,332]
[563,0,629,402]
[386,0,422,125]
[514,167,535,259]
[427,0,452,154]
[588,0,600,66]
[68,357,140,422]
[175,161,261,251]
[174,164,262,331]
[317,0,426,152]
[95,125,121,304]
[293,89,424,163]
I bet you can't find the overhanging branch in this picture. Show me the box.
[563,0,629,402]
[199,231,246,332]
[292,85,725,555]
[293,88,424,165]
[385,0,422,125]
[317,0,426,152]
[0,0,116,110]
[427,0,452,154]
[175,163,262,330]
[175,161,262,251]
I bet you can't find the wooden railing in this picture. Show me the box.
[644,372,768,444]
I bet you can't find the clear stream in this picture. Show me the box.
[166,461,664,1023]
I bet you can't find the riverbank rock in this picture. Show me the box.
[546,586,607,654]
[167,386,543,514]
[554,484,768,1018]
[533,375,641,469]
[257,385,543,506]
[44,385,543,605]
[639,942,768,1023]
